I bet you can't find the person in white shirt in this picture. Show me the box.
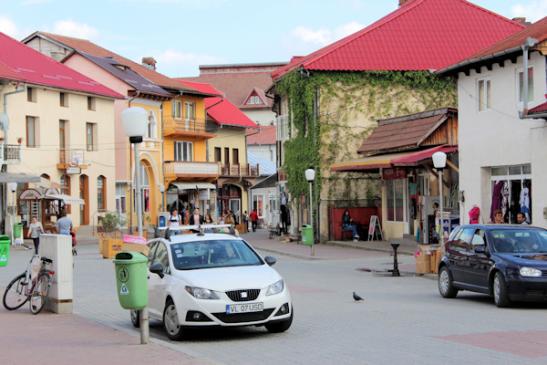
[27,217,44,254]
[168,209,181,228]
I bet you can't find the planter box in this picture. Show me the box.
[99,237,123,259]
[122,242,149,257]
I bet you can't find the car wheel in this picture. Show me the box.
[163,299,186,340]
[265,311,293,333]
[493,272,511,308]
[130,310,140,328]
[438,266,458,298]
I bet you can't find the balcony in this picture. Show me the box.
[0,144,21,164]
[165,160,220,180]
[57,149,87,172]
[163,117,214,139]
[220,164,260,178]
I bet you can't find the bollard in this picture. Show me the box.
[390,241,401,277]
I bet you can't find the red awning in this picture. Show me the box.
[391,145,458,166]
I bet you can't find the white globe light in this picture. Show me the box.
[305,168,315,182]
[121,107,148,139]
[432,151,447,169]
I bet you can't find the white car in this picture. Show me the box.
[130,232,293,340]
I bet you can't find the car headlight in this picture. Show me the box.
[266,280,284,296]
[519,267,542,277]
[185,286,220,299]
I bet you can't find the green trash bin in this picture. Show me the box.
[301,225,314,246]
[0,235,10,267]
[113,251,148,310]
[12,224,22,239]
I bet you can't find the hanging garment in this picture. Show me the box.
[501,181,510,221]
[468,206,481,224]
[490,181,504,221]
[520,186,530,222]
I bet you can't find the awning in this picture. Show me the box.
[170,182,216,191]
[0,173,40,183]
[45,194,85,205]
[331,145,457,172]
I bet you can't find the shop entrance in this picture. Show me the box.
[218,184,242,224]
[490,164,532,224]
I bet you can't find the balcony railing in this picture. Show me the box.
[165,161,220,179]
[0,144,21,164]
[163,117,214,138]
[58,149,85,170]
[220,164,260,177]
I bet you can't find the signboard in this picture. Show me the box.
[382,168,407,180]
[199,189,210,200]
[66,167,81,175]
[368,215,378,236]
[122,234,147,245]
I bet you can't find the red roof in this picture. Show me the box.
[392,145,457,166]
[529,101,547,115]
[175,79,223,97]
[272,0,524,79]
[0,32,122,98]
[205,97,257,128]
[247,125,276,145]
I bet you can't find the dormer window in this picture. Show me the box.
[247,95,261,105]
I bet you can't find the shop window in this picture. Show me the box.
[386,179,404,222]
[477,79,491,111]
[490,164,532,224]
[518,67,534,102]
[97,175,106,210]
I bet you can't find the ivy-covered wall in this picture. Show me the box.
[275,70,457,240]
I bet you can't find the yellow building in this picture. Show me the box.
[0,32,120,231]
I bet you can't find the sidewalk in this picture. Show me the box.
[0,306,211,365]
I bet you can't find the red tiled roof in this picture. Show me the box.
[31,32,203,94]
[0,32,122,98]
[358,108,455,155]
[529,101,547,115]
[272,0,524,79]
[205,97,257,128]
[186,71,275,108]
[175,79,223,96]
[247,125,276,145]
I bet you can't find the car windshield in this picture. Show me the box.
[488,229,547,254]
[170,239,263,270]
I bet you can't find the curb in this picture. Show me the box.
[254,246,324,261]
[325,240,415,256]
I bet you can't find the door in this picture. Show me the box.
[59,120,67,163]
[467,229,491,290]
[79,175,89,225]
[448,227,474,283]
[148,242,171,318]
[229,198,241,225]
[224,148,230,166]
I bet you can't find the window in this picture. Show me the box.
[60,175,71,213]
[478,79,491,111]
[518,67,534,102]
[471,230,486,246]
[27,87,37,102]
[184,102,196,120]
[214,147,222,162]
[59,120,68,151]
[224,147,230,165]
[247,95,261,105]
[233,148,239,165]
[386,179,404,222]
[147,111,157,139]
[151,243,170,273]
[97,175,106,210]
[26,116,38,147]
[86,123,97,151]
[172,100,182,119]
[139,165,150,213]
[174,141,193,161]
[60,92,68,107]
[115,183,127,214]
[87,96,96,111]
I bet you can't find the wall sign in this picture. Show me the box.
[382,168,407,180]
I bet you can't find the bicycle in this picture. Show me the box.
[2,255,55,315]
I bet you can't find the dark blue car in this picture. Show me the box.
[438,224,547,307]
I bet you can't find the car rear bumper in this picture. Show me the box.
[507,278,547,301]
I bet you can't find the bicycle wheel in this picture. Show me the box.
[3,273,30,311]
[29,272,50,315]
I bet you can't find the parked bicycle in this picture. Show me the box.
[2,255,55,314]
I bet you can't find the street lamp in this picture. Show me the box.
[121,106,148,345]
[305,168,315,256]
[432,151,447,248]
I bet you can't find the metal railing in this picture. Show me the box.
[59,149,85,166]
[220,164,260,177]
[0,144,21,164]
[163,117,210,137]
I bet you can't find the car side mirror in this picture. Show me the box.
[150,263,164,278]
[264,256,277,266]
[474,245,487,255]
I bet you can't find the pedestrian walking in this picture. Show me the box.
[250,209,259,232]
[56,211,73,236]
[243,211,249,232]
[27,217,44,254]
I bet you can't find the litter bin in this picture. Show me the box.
[301,225,313,246]
[0,235,10,267]
[12,224,22,239]
[113,251,148,310]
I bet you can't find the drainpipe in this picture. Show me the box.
[519,37,538,119]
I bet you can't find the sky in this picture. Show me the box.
[0,0,545,77]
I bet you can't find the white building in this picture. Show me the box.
[440,18,547,227]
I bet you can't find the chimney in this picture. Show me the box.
[512,17,530,26]
[399,0,409,6]
[141,57,157,70]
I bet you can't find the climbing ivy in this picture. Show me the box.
[275,70,457,204]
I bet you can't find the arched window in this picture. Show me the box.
[97,175,106,210]
[147,111,157,139]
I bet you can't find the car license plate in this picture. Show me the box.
[226,302,263,314]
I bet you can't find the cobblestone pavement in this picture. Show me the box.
[2,236,547,365]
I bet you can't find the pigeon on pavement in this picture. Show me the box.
[353,291,364,302]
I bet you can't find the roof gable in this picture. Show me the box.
[273,0,524,79]
[0,32,122,99]
[241,87,268,108]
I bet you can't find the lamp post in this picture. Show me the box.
[305,168,315,256]
[432,151,447,249]
[121,107,149,345]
